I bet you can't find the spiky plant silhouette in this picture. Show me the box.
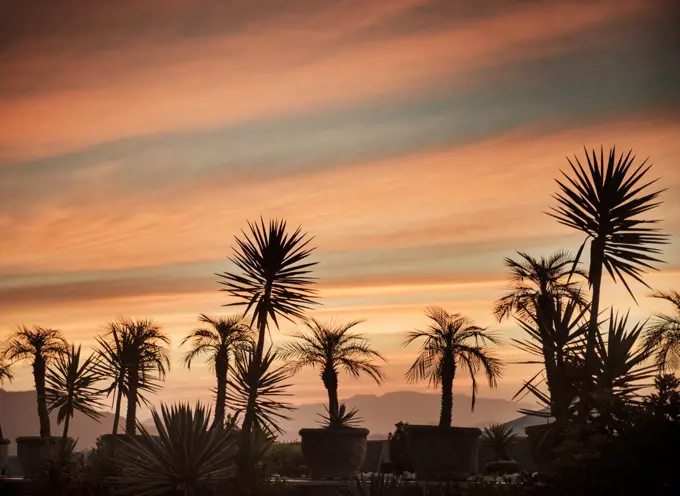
[281,319,386,421]
[0,358,13,439]
[403,306,503,428]
[181,314,252,427]
[481,423,518,461]
[549,147,667,378]
[643,290,680,371]
[3,326,67,436]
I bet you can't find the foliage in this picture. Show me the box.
[226,343,294,436]
[261,442,307,478]
[115,402,237,496]
[3,326,68,436]
[387,421,413,474]
[46,344,106,443]
[480,423,518,461]
[347,473,404,496]
[403,306,503,427]
[0,357,13,439]
[181,313,252,426]
[281,318,385,419]
[317,402,362,429]
[643,290,680,371]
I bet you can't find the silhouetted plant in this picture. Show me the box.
[95,318,170,435]
[226,343,294,436]
[3,326,67,436]
[643,290,680,371]
[281,319,386,422]
[549,147,667,391]
[317,402,362,428]
[0,358,13,439]
[403,306,503,428]
[217,218,318,460]
[181,313,252,427]
[46,344,106,448]
[481,423,518,461]
[115,402,237,496]
[387,421,413,474]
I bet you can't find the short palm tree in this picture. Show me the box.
[549,147,667,376]
[494,250,587,324]
[116,402,237,496]
[0,358,13,439]
[281,319,386,420]
[181,314,252,427]
[481,423,518,461]
[96,318,170,435]
[217,218,318,453]
[403,307,503,428]
[46,344,106,447]
[3,326,67,436]
[643,290,680,371]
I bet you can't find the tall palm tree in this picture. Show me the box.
[217,218,318,453]
[0,358,13,439]
[3,326,67,437]
[403,307,503,428]
[96,318,170,436]
[494,250,587,324]
[643,290,680,371]
[46,344,106,447]
[181,314,252,427]
[549,147,667,377]
[281,319,387,418]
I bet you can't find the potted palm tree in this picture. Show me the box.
[282,319,386,479]
[402,306,503,480]
[0,358,13,475]
[181,314,252,428]
[480,424,519,474]
[3,326,67,478]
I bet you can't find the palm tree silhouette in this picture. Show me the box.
[181,314,252,427]
[217,218,318,454]
[96,318,170,435]
[3,326,67,437]
[0,358,13,439]
[549,147,667,378]
[46,344,105,447]
[643,290,680,371]
[403,307,503,428]
[494,250,587,324]
[281,319,386,418]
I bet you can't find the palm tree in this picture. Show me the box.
[494,250,587,324]
[181,314,252,427]
[549,147,667,377]
[643,290,680,371]
[115,403,237,496]
[3,326,67,436]
[96,318,170,436]
[0,358,13,439]
[46,344,106,447]
[281,319,386,418]
[403,307,503,428]
[217,218,318,452]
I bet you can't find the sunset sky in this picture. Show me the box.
[1,0,679,413]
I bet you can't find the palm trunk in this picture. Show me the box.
[582,238,604,418]
[213,351,228,428]
[125,365,139,435]
[239,287,272,469]
[112,370,125,435]
[439,358,455,428]
[322,366,339,417]
[34,358,51,437]
[61,413,71,449]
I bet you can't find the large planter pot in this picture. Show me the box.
[299,427,369,479]
[406,425,481,480]
[0,438,9,475]
[15,436,74,479]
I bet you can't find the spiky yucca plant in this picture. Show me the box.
[481,423,518,461]
[116,403,237,496]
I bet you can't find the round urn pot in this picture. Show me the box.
[16,436,73,479]
[299,427,369,479]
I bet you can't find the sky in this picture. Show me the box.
[1,0,679,413]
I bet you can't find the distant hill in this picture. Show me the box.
[2,388,532,450]
[0,389,122,455]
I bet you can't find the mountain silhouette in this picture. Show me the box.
[2,388,533,451]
